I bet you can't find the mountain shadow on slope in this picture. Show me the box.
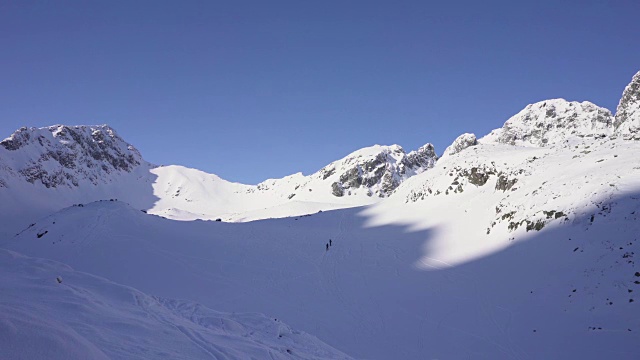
[4,191,640,359]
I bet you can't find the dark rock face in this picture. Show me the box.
[0,127,30,151]
[0,125,144,188]
[339,167,364,189]
[466,167,494,186]
[54,125,140,173]
[495,174,518,192]
[614,71,640,140]
[380,172,399,194]
[321,167,335,180]
[405,144,438,169]
[331,182,344,197]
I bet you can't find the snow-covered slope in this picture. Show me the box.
[377,136,640,264]
[5,152,640,359]
[378,69,640,267]
[0,125,155,238]
[0,248,352,360]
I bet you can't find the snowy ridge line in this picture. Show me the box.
[0,70,638,231]
[0,129,437,232]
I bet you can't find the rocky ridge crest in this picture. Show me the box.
[322,144,437,198]
[614,70,640,140]
[0,125,143,188]
[480,99,613,147]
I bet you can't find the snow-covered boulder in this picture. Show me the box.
[442,133,477,157]
[614,70,640,140]
[481,99,613,146]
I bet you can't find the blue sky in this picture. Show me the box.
[1,0,639,184]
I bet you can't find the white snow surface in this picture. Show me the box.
[0,248,351,360]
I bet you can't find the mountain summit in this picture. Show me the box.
[480,99,614,146]
[320,143,437,198]
[0,124,437,231]
[0,124,143,188]
[479,70,640,147]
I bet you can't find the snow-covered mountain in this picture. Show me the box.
[479,72,640,147]
[5,136,640,358]
[480,99,614,146]
[0,124,144,188]
[0,124,436,234]
[2,70,640,359]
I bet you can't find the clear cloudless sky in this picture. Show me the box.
[1,0,639,184]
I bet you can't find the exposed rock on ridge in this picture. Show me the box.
[326,144,437,198]
[442,133,477,157]
[614,70,640,140]
[480,99,613,146]
[0,125,143,188]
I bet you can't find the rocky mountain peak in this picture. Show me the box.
[481,99,613,146]
[406,143,438,167]
[325,144,437,198]
[0,124,144,188]
[614,70,640,140]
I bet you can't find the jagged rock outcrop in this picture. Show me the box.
[325,144,437,198]
[0,123,439,215]
[405,144,438,168]
[0,125,143,188]
[481,99,613,146]
[442,133,477,157]
[614,70,640,140]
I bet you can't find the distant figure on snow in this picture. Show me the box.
[329,239,332,246]
[326,243,329,251]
